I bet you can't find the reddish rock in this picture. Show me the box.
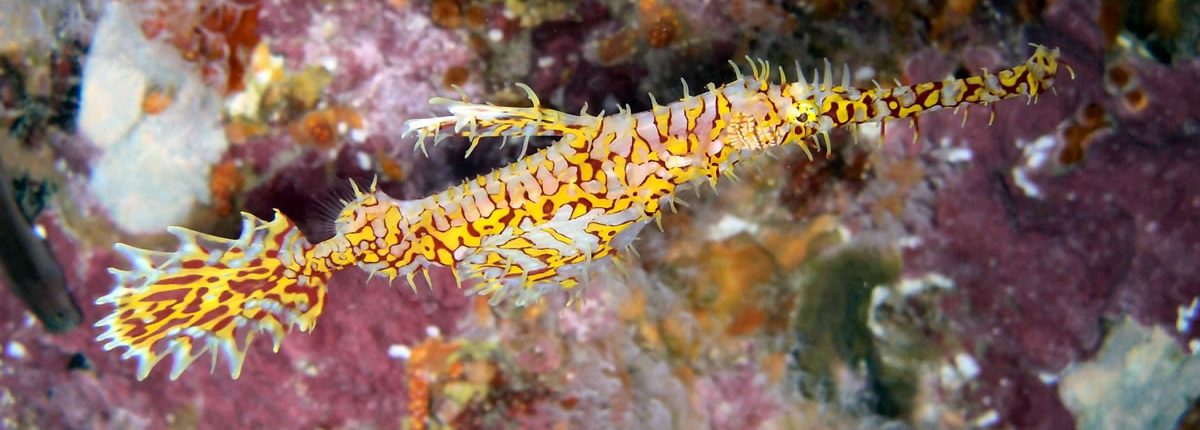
[900,1,1200,427]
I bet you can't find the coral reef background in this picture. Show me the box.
[1,0,1198,429]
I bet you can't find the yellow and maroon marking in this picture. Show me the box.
[96,45,1066,381]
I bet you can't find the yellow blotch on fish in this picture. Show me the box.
[95,45,1070,380]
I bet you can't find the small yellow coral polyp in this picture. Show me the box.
[95,45,1069,380]
[225,41,285,121]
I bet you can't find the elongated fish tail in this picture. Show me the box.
[889,44,1063,115]
[781,44,1067,152]
[95,209,327,380]
[853,45,1065,125]
[401,83,600,158]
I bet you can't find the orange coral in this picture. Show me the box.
[139,0,261,93]
[443,65,470,88]
[297,112,335,148]
[209,160,243,216]
[464,4,489,29]
[593,29,640,65]
[1059,103,1110,166]
[930,0,980,42]
[590,0,692,65]
[640,0,680,49]
[141,87,174,115]
[430,0,463,28]
[1103,61,1149,115]
[1105,62,1136,93]
[403,335,535,430]
[287,107,364,150]
[405,336,462,430]
[1122,87,1148,113]
[376,151,406,182]
[223,120,270,144]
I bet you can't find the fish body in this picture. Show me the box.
[0,159,82,332]
[96,46,1067,380]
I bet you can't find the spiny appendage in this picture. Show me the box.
[401,83,601,158]
[95,210,325,380]
[776,44,1068,151]
[454,238,605,306]
[452,211,643,306]
[894,45,1061,112]
[457,249,604,307]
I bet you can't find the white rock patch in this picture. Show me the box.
[79,3,228,234]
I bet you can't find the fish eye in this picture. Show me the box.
[790,101,818,124]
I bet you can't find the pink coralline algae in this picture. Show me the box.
[695,366,781,430]
[896,1,1200,427]
[260,1,476,142]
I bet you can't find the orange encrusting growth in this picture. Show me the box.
[96,45,1068,380]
